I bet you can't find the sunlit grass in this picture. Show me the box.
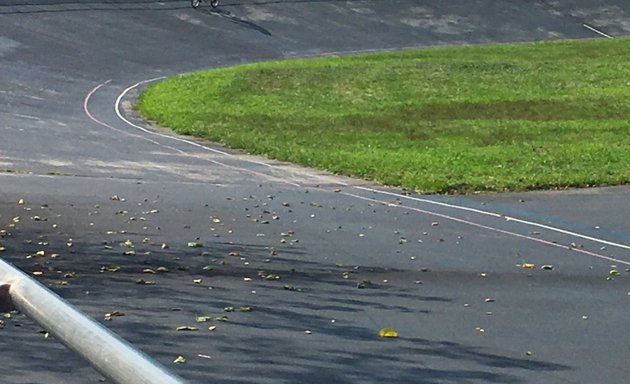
[136,38,630,194]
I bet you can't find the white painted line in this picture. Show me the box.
[353,186,630,252]
[112,79,302,187]
[111,76,629,265]
[583,23,613,39]
[114,78,273,167]
[83,80,182,152]
[341,190,630,267]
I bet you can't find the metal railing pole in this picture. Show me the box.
[0,258,187,384]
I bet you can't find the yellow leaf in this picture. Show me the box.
[609,269,621,276]
[173,356,186,364]
[378,327,398,338]
[521,263,535,269]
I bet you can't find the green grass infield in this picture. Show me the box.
[136,38,630,194]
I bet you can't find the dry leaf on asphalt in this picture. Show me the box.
[176,326,198,331]
[104,311,125,321]
[378,327,398,338]
[101,265,121,272]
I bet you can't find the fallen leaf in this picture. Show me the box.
[104,311,124,321]
[176,326,198,331]
[378,327,398,338]
[101,265,121,273]
[609,269,621,276]
[188,242,203,248]
[541,265,554,270]
[521,263,535,269]
[196,315,212,323]
[207,326,217,332]
[173,356,186,364]
[239,307,252,312]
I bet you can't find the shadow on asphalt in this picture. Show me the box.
[0,213,571,383]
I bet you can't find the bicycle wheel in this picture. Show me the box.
[210,0,219,7]
[191,0,201,8]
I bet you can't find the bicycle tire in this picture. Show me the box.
[191,0,201,8]
[210,0,219,7]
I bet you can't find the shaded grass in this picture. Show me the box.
[136,38,630,194]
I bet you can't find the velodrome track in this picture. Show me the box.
[1,1,630,383]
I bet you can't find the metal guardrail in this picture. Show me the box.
[0,258,188,384]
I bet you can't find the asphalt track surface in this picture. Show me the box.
[1,1,630,383]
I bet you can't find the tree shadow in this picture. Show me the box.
[0,199,572,383]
